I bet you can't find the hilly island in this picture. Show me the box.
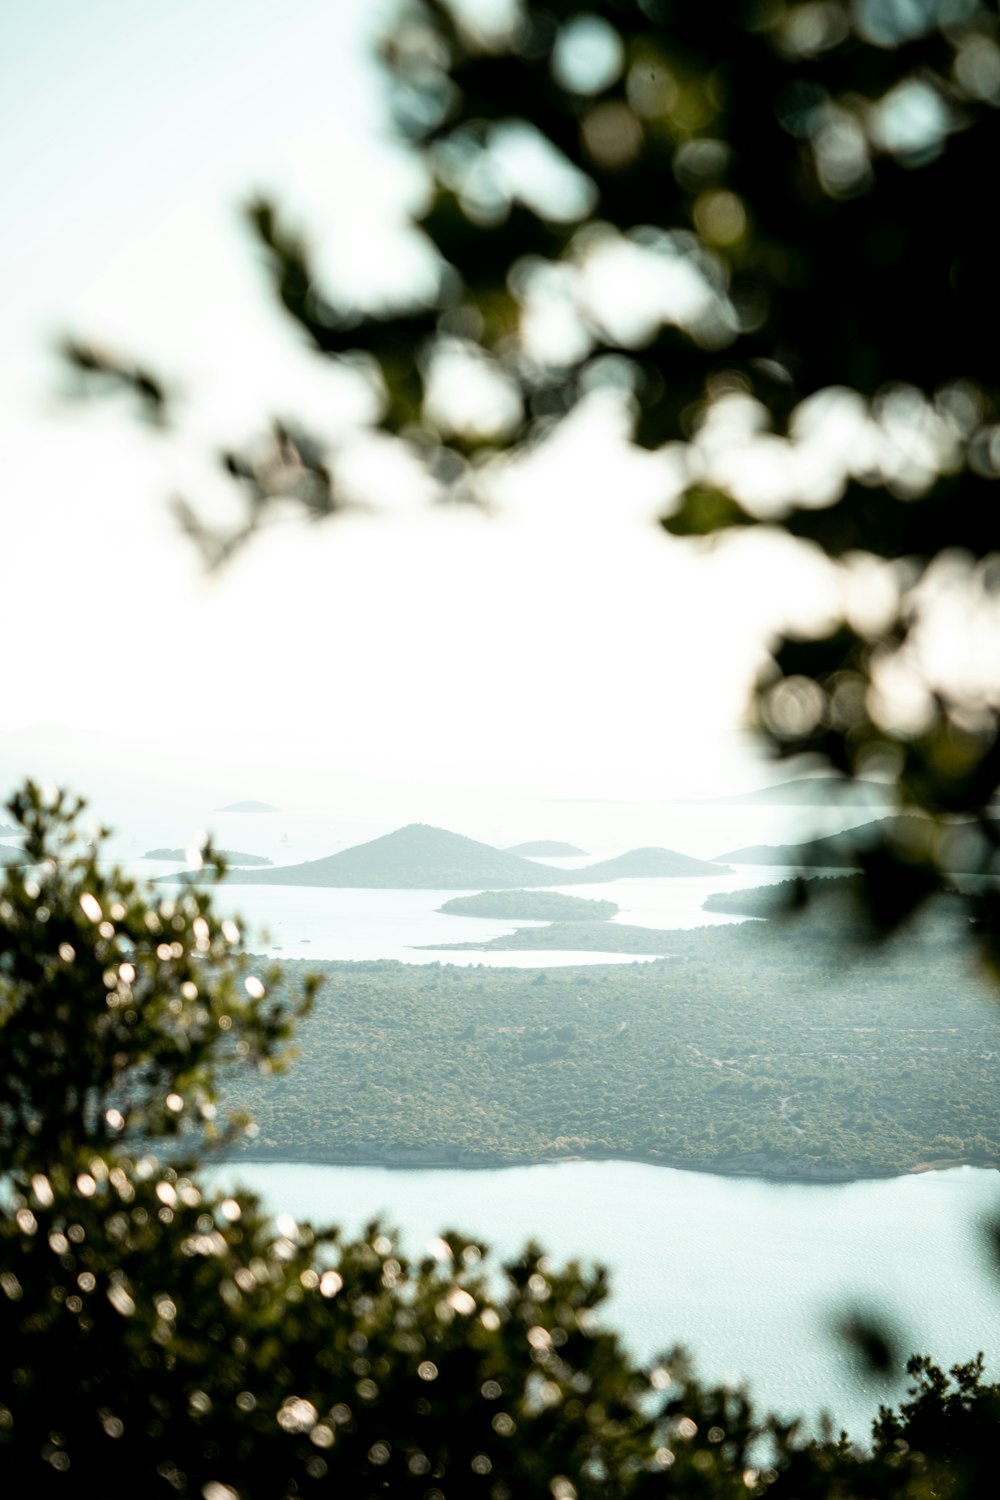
[223,822,725,888]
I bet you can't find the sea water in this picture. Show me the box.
[206,1158,1000,1442]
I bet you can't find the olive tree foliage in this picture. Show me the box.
[65,0,1000,956]
[0,783,311,1175]
[2,788,999,1496]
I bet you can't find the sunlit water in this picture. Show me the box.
[149,876,752,966]
[146,863,810,967]
[205,1158,1000,1442]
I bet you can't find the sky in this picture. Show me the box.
[0,0,843,825]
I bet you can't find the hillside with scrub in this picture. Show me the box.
[227,902,1000,1180]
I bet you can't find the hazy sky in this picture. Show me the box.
[0,0,840,811]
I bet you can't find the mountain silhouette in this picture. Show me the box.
[224,823,569,889]
[224,824,725,889]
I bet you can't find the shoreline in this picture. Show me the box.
[215,1144,1000,1186]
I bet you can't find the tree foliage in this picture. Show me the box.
[0,783,311,1176]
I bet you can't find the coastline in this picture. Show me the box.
[217,1143,1000,1186]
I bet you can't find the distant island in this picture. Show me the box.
[223,824,569,889]
[0,823,18,837]
[438,890,618,921]
[224,823,727,890]
[143,848,273,867]
[715,814,991,873]
[695,776,896,806]
[217,800,280,814]
[506,840,587,856]
[574,847,726,880]
[418,920,676,955]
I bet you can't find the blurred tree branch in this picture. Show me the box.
[63,0,1000,950]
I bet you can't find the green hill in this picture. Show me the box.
[224,823,572,889]
[438,890,618,921]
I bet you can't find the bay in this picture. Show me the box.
[205,1158,1000,1442]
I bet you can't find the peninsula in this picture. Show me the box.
[703,875,861,918]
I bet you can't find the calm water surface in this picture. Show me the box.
[206,1158,1000,1441]
[148,867,804,966]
